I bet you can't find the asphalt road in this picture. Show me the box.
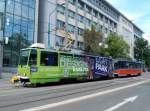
[0,72,150,111]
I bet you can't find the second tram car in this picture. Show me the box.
[113,60,143,77]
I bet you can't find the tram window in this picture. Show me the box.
[119,61,126,69]
[129,62,134,68]
[114,63,119,69]
[137,63,141,69]
[29,49,37,66]
[40,51,58,66]
[114,61,129,69]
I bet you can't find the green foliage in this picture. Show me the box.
[134,37,150,67]
[101,33,130,59]
[83,26,103,55]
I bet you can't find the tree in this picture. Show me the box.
[3,33,31,66]
[83,26,103,55]
[101,33,130,59]
[134,37,150,68]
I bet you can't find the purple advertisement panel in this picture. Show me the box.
[94,57,111,76]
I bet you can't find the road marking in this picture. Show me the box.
[104,96,138,111]
[22,79,150,111]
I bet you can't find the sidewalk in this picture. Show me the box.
[0,72,13,80]
[0,72,14,89]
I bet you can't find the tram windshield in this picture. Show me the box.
[20,49,37,66]
[20,49,30,65]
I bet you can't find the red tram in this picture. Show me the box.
[113,60,144,77]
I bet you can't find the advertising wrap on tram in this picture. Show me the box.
[94,57,112,77]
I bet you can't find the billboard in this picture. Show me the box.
[94,57,112,76]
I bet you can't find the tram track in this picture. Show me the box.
[0,76,148,109]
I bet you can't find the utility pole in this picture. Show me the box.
[0,0,7,78]
[0,12,3,78]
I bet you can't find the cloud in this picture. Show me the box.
[140,19,150,43]
[144,34,150,44]
[107,0,150,43]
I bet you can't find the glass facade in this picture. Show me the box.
[0,0,36,67]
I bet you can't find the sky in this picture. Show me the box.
[107,0,150,42]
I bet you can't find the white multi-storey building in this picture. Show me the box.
[37,0,143,58]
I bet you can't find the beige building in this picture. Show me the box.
[37,0,143,58]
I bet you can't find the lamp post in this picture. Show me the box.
[0,0,7,78]
[0,12,4,78]
[47,1,65,48]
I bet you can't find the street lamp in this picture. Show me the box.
[47,1,65,48]
[99,42,108,48]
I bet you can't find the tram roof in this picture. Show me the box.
[114,59,144,64]
[21,47,111,59]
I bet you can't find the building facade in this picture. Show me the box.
[133,25,143,39]
[0,0,143,69]
[117,15,134,58]
[38,0,119,52]
[38,0,143,58]
[0,0,38,67]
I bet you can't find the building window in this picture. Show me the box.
[0,1,5,12]
[14,2,21,16]
[78,0,84,10]
[29,0,35,8]
[56,36,64,46]
[68,10,75,19]
[85,5,92,14]
[93,22,97,27]
[77,41,84,50]
[69,0,76,5]
[14,15,21,25]
[6,0,14,14]
[29,7,35,20]
[77,14,84,23]
[22,5,29,18]
[56,20,65,29]
[57,5,65,15]
[93,10,98,17]
[105,17,108,24]
[85,18,91,26]
[68,24,75,34]
[99,13,103,21]
[78,28,84,36]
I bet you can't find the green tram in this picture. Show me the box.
[11,45,113,85]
